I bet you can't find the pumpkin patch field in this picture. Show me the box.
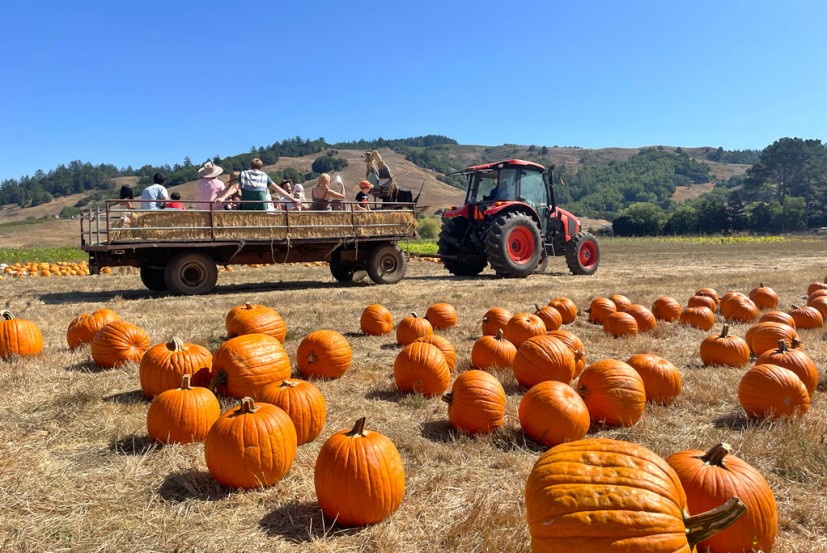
[1,237,826,552]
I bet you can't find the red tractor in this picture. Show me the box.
[437,159,599,277]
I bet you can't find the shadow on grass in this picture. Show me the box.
[65,360,109,373]
[420,420,456,444]
[364,388,405,403]
[713,410,754,430]
[158,470,229,502]
[491,426,547,454]
[110,434,159,456]
[260,501,362,542]
[380,342,401,351]
[103,389,148,405]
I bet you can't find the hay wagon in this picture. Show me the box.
[80,201,418,295]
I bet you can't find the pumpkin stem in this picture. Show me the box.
[791,304,799,310]
[719,325,729,339]
[442,392,453,405]
[238,396,258,414]
[347,417,368,437]
[1,311,14,321]
[167,337,185,352]
[776,339,788,353]
[699,442,731,466]
[685,497,747,548]
[790,338,801,349]
[411,312,418,318]
[208,369,227,393]
[496,329,505,341]
[534,303,541,312]
[280,379,296,388]
[179,373,192,390]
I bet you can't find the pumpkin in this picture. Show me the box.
[587,297,616,325]
[225,303,287,342]
[679,305,715,331]
[548,297,577,324]
[758,310,796,328]
[533,304,562,332]
[210,333,291,399]
[547,329,587,378]
[425,302,457,329]
[695,287,720,307]
[699,325,750,368]
[66,308,120,349]
[719,290,747,312]
[396,312,433,346]
[721,296,759,323]
[788,304,823,329]
[576,359,646,427]
[608,294,632,312]
[652,296,682,322]
[0,310,43,359]
[90,320,150,368]
[513,334,576,389]
[393,341,450,396]
[525,438,747,552]
[667,443,778,553]
[746,321,800,356]
[471,329,517,370]
[360,304,393,335]
[518,381,589,446]
[443,370,506,434]
[755,340,819,396]
[808,288,827,302]
[749,283,778,309]
[503,312,546,348]
[481,307,512,336]
[738,364,810,419]
[146,374,220,444]
[259,379,326,445]
[603,311,639,337]
[204,397,297,489]
[687,294,717,311]
[413,334,457,371]
[139,337,212,398]
[623,304,657,333]
[807,296,827,319]
[806,281,827,296]
[314,418,404,526]
[296,330,352,379]
[626,353,682,405]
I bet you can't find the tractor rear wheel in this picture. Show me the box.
[565,232,600,275]
[163,252,218,295]
[140,265,168,291]
[484,212,542,278]
[330,262,367,283]
[437,218,487,276]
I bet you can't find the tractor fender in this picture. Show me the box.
[551,207,581,242]
[483,202,541,227]
[442,205,469,219]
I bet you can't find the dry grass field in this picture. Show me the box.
[1,237,826,553]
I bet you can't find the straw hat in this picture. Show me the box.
[198,161,223,179]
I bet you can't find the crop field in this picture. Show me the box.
[1,237,826,552]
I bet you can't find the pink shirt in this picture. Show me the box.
[196,178,226,210]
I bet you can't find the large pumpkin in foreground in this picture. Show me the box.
[443,370,506,434]
[146,374,220,444]
[0,310,43,359]
[296,330,352,379]
[576,359,646,427]
[139,337,213,398]
[210,333,291,398]
[90,320,150,368]
[66,308,120,349]
[315,417,404,526]
[525,438,746,552]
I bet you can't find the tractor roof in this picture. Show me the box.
[463,159,546,173]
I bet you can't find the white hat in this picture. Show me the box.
[293,183,304,193]
[197,161,223,179]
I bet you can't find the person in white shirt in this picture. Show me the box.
[140,173,170,210]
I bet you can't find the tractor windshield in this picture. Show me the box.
[467,168,519,203]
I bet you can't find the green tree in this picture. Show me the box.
[664,204,699,234]
[611,202,666,236]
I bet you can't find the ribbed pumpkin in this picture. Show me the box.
[666,443,778,553]
[0,311,43,359]
[393,341,450,396]
[259,379,326,445]
[204,397,297,489]
[146,374,220,444]
[526,438,747,553]
[139,337,213,398]
[748,283,778,309]
[687,294,716,311]
[721,296,759,323]
[471,329,517,370]
[808,288,827,302]
[652,296,682,322]
[443,370,506,434]
[699,325,750,368]
[718,291,746,315]
[626,353,682,405]
[603,311,639,337]
[210,333,291,399]
[396,312,433,346]
[788,304,823,329]
[314,418,404,526]
[66,308,120,349]
[623,304,657,333]
[548,297,577,324]
[225,303,286,342]
[425,302,457,329]
[746,321,800,356]
[695,287,720,307]
[756,340,818,396]
[679,305,715,331]
[296,330,352,379]
[533,304,562,332]
[758,310,796,328]
[807,296,827,319]
[90,320,150,368]
[513,334,576,389]
[481,307,512,336]
[359,304,393,335]
[738,364,810,419]
[608,294,632,312]
[806,281,827,296]
[503,312,546,348]
[576,359,646,427]
[413,334,457,371]
[547,329,587,378]
[518,381,589,446]
[587,297,616,325]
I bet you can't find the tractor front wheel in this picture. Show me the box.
[484,212,542,278]
[565,232,600,275]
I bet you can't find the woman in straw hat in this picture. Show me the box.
[195,161,226,210]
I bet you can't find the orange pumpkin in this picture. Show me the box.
[296,330,352,379]
[66,308,120,349]
[695,287,720,307]
[547,329,587,378]
[470,329,517,370]
[259,379,326,445]
[652,296,682,322]
[587,297,616,325]
[699,325,750,368]
[807,296,827,319]
[396,312,433,346]
[808,288,827,302]
[360,304,393,335]
[806,281,827,296]
[0,310,43,359]
[225,303,287,342]
[481,307,512,336]
[393,341,450,396]
[577,359,646,427]
[204,397,297,489]
[626,353,682,405]
[513,334,575,389]
[687,294,717,311]
[518,381,589,446]
[721,296,759,323]
[533,304,562,332]
[413,334,457,371]
[758,310,796,328]
[746,321,800,356]
[548,297,577,324]
[603,311,639,337]
[608,294,632,312]
[210,333,291,398]
[503,312,546,348]
[90,320,150,368]
[139,337,213,398]
[425,302,457,329]
[146,374,220,444]
[443,370,506,434]
[738,364,810,419]
[314,418,404,526]
[748,283,778,309]
[788,304,823,329]
[623,304,656,333]
[755,340,819,396]
[679,305,715,331]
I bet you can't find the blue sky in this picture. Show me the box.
[2,0,825,182]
